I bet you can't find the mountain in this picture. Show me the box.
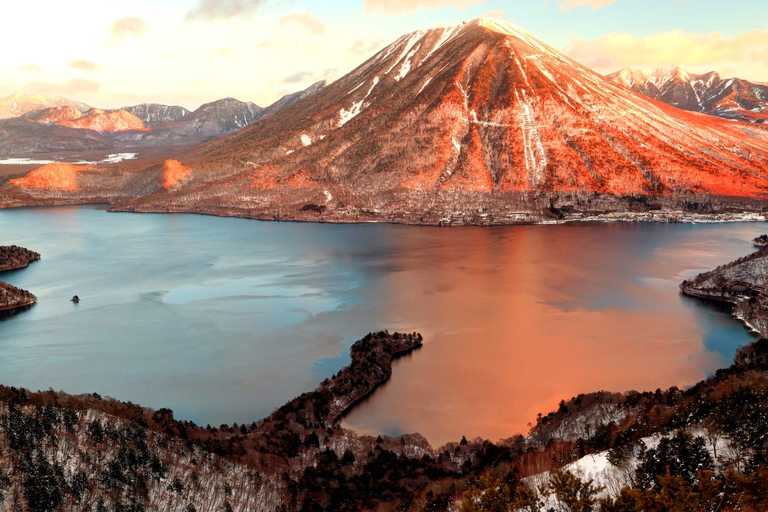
[163,97,263,136]
[57,108,147,132]
[123,103,191,125]
[608,66,768,123]
[20,106,147,132]
[22,105,84,123]
[115,18,768,224]
[0,93,91,120]
[0,118,110,156]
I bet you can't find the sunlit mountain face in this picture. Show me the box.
[3,18,768,221]
[104,18,768,218]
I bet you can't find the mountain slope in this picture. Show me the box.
[0,118,111,156]
[258,80,327,120]
[608,66,768,123]
[0,94,91,120]
[57,108,147,132]
[119,18,768,224]
[123,103,191,125]
[163,98,263,136]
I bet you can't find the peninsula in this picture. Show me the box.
[0,245,39,312]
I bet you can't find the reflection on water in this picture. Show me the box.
[0,206,761,446]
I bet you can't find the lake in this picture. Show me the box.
[0,206,760,446]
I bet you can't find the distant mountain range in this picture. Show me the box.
[607,66,768,123]
[0,94,91,120]
[3,18,767,223]
[0,82,327,155]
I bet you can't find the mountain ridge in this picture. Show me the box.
[608,66,768,123]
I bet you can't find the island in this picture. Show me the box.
[0,245,39,312]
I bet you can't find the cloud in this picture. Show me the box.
[110,16,148,43]
[186,0,267,21]
[364,0,487,15]
[282,70,315,84]
[557,0,620,9]
[213,47,232,56]
[69,59,99,72]
[18,65,42,73]
[350,38,387,56]
[563,28,768,82]
[278,12,326,36]
[25,78,101,97]
[480,9,505,19]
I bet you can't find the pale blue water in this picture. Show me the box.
[0,206,761,443]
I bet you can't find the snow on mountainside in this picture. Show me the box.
[0,94,91,120]
[166,98,263,135]
[114,17,768,223]
[123,103,191,125]
[608,66,768,123]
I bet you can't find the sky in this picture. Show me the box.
[1,0,766,110]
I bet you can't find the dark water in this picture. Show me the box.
[0,206,760,446]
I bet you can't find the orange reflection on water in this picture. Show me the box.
[343,224,745,447]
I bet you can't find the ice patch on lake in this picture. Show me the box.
[0,153,138,165]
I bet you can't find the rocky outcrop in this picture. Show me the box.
[681,245,768,337]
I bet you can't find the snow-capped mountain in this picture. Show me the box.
[123,103,191,125]
[164,98,263,136]
[608,66,768,123]
[117,18,768,222]
[0,94,91,120]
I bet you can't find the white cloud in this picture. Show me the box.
[364,0,487,15]
[557,0,620,10]
[110,16,148,44]
[278,12,326,36]
[186,0,267,21]
[563,28,768,82]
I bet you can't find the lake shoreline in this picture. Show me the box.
[0,245,40,313]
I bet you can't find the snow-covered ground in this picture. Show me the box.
[526,426,738,508]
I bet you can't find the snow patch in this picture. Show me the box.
[418,78,432,95]
[422,25,459,63]
[338,77,379,127]
[385,32,424,75]
[301,134,312,146]
[517,90,547,188]
[394,45,421,82]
